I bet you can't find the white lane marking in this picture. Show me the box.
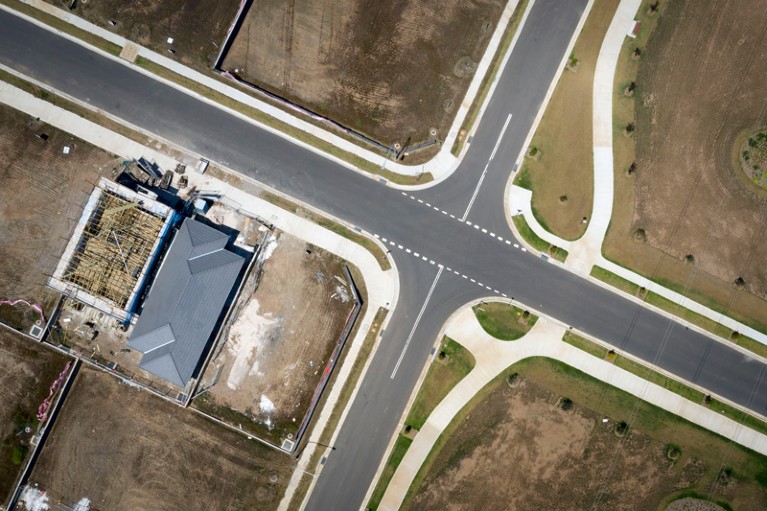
[474,225,480,230]
[426,203,431,207]
[470,278,476,283]
[514,243,519,248]
[422,256,428,261]
[374,234,380,238]
[433,206,439,211]
[389,241,395,246]
[397,244,403,249]
[462,274,468,279]
[418,199,423,203]
[414,252,420,257]
[461,113,512,221]
[401,191,408,196]
[489,113,513,161]
[453,270,460,275]
[446,267,452,272]
[465,221,472,226]
[481,228,487,233]
[430,260,435,265]
[442,210,448,215]
[410,196,416,200]
[501,293,508,298]
[490,232,496,238]
[382,238,388,243]
[406,248,412,253]
[485,286,492,290]
[497,236,504,241]
[478,282,484,287]
[522,248,527,252]
[391,267,443,379]
[506,240,512,245]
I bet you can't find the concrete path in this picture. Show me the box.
[0,75,397,510]
[378,303,767,511]
[505,0,767,347]
[9,0,525,183]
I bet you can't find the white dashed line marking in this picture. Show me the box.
[430,260,435,265]
[422,256,428,261]
[453,270,460,275]
[470,278,476,283]
[442,210,448,215]
[450,214,455,219]
[521,248,527,252]
[465,221,472,226]
[481,228,487,233]
[513,243,519,248]
[382,238,388,243]
[414,252,420,257]
[485,286,492,290]
[389,241,395,246]
[462,274,468,279]
[501,293,508,298]
[397,244,403,249]
[497,237,503,242]
[506,240,512,245]
[374,234,380,238]
[406,248,411,253]
[490,232,496,238]
[418,199,423,203]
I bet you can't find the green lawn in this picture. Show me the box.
[473,302,538,340]
[562,331,608,358]
[366,434,413,510]
[405,338,476,430]
[511,215,568,262]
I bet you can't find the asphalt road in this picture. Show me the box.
[2,2,767,510]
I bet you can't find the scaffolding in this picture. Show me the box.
[48,177,175,321]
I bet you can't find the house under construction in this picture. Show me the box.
[48,177,176,321]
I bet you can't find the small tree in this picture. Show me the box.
[684,254,695,264]
[627,162,637,175]
[625,122,636,135]
[561,397,573,411]
[633,47,642,59]
[734,277,746,288]
[616,421,629,434]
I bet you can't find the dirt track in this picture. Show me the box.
[0,329,69,500]
[604,0,767,330]
[29,367,292,511]
[223,0,505,147]
[0,104,116,332]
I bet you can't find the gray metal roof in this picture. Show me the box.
[128,218,245,387]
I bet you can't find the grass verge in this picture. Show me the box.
[452,0,530,156]
[401,357,767,510]
[367,336,475,509]
[473,302,538,340]
[405,337,475,430]
[511,215,568,262]
[590,266,767,359]
[563,332,767,436]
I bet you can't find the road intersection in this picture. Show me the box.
[0,1,766,509]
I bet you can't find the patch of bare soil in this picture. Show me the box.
[28,367,292,511]
[407,371,766,511]
[42,0,240,70]
[666,498,726,511]
[0,329,69,501]
[0,104,117,332]
[604,0,767,331]
[223,0,504,147]
[197,231,355,444]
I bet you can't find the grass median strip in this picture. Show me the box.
[590,266,767,359]
[511,215,568,262]
[562,332,767,437]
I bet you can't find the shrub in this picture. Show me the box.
[560,397,573,411]
[684,254,695,264]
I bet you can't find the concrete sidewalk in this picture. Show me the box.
[9,0,525,184]
[505,0,767,348]
[0,76,397,511]
[378,303,767,511]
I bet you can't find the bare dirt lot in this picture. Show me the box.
[0,104,117,333]
[27,367,293,511]
[407,358,767,511]
[196,231,356,445]
[42,0,240,70]
[604,0,767,332]
[222,0,505,147]
[0,329,69,502]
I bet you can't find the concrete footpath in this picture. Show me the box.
[378,303,767,511]
[0,76,397,511]
[8,0,526,184]
[505,0,767,348]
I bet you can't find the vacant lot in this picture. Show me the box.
[223,0,505,147]
[406,358,767,510]
[27,367,292,511]
[196,232,357,445]
[0,104,117,332]
[0,330,69,502]
[604,0,767,332]
[519,0,619,240]
[42,0,240,69]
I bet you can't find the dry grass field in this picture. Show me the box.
[604,0,767,333]
[28,367,293,511]
[518,0,619,240]
[0,330,69,502]
[0,104,117,332]
[222,0,505,147]
[406,358,767,511]
[42,0,240,69]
